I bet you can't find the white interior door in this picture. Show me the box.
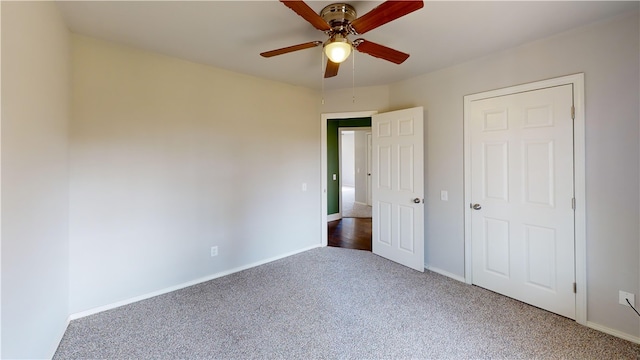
[372,107,424,272]
[469,84,575,319]
[366,133,372,206]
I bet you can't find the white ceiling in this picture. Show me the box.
[56,1,637,90]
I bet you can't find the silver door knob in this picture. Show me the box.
[413,198,421,204]
[472,203,482,210]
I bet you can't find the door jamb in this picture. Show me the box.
[462,73,586,325]
[321,111,377,247]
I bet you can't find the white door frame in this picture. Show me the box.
[463,73,586,325]
[321,111,377,247]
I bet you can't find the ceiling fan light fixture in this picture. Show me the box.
[324,34,352,63]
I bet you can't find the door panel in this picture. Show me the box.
[470,85,575,319]
[398,205,415,252]
[378,145,392,190]
[399,145,414,192]
[483,142,508,201]
[524,224,556,290]
[372,107,424,272]
[523,140,554,206]
[378,201,392,245]
[484,217,510,277]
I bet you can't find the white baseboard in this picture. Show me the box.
[425,265,467,283]
[425,269,640,345]
[354,201,367,206]
[327,213,341,222]
[69,244,321,321]
[586,321,640,344]
[48,316,71,359]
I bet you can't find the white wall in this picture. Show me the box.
[1,2,71,358]
[354,130,368,204]
[340,131,355,187]
[388,10,640,338]
[69,35,322,314]
[321,85,389,114]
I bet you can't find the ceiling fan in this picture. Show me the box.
[260,0,424,78]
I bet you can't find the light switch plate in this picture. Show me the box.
[440,190,448,201]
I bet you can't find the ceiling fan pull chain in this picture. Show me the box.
[352,51,356,103]
[321,51,325,105]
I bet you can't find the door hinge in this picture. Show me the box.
[571,105,575,120]
[573,282,577,293]
[571,198,576,210]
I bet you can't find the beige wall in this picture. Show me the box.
[321,85,389,114]
[354,130,369,204]
[1,2,71,358]
[388,10,640,338]
[69,35,322,314]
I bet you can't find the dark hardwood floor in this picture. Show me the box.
[328,218,372,251]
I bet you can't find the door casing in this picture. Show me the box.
[463,73,586,325]
[321,111,377,246]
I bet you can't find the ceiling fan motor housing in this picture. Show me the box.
[321,3,357,34]
[261,0,423,73]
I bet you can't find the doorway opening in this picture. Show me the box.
[322,107,425,271]
[329,128,372,251]
[321,113,376,251]
[339,129,372,219]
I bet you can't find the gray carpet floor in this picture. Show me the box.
[54,247,640,359]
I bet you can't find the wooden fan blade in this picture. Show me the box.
[351,0,424,34]
[324,59,340,78]
[260,41,322,58]
[354,39,409,64]
[280,1,331,31]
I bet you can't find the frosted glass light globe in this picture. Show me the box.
[324,39,352,63]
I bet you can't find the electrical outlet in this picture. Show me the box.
[210,246,218,257]
[619,290,635,307]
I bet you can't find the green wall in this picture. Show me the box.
[327,117,371,215]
